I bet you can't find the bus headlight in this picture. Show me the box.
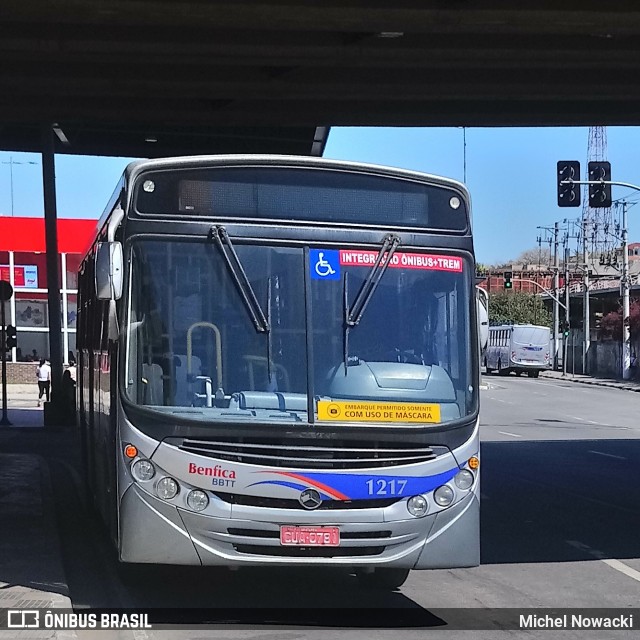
[434,485,454,507]
[454,469,474,490]
[131,459,155,481]
[156,477,179,500]
[407,495,428,517]
[187,490,209,512]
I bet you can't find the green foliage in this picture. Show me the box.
[488,291,552,327]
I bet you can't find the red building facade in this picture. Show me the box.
[0,217,96,380]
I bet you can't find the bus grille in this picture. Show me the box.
[177,437,437,469]
[232,544,386,557]
[228,528,392,539]
[227,528,395,556]
[213,494,398,510]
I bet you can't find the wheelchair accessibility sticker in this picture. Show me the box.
[310,249,340,280]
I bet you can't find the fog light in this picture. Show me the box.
[131,459,155,481]
[454,469,474,490]
[407,495,428,517]
[434,485,454,507]
[156,477,179,500]
[187,490,209,512]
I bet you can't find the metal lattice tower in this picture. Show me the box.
[581,126,617,256]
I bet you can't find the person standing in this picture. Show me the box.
[36,358,51,407]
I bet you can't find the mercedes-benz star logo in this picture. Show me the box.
[299,488,323,510]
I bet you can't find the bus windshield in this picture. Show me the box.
[124,239,474,424]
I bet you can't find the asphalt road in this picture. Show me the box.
[3,377,640,639]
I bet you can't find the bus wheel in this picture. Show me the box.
[528,371,539,378]
[484,358,493,374]
[356,568,410,590]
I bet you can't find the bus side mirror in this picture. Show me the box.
[476,286,489,351]
[95,241,124,300]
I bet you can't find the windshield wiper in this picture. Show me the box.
[343,233,400,372]
[209,225,270,334]
[347,233,401,327]
[210,225,273,383]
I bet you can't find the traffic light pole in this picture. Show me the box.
[553,222,560,370]
[510,278,568,311]
[1,300,10,426]
[564,244,570,378]
[560,177,640,380]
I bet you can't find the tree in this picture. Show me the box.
[488,291,552,327]
[481,246,553,271]
[515,247,552,266]
[600,300,640,339]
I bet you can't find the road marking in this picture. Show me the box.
[532,379,592,392]
[493,398,515,405]
[587,450,627,460]
[498,431,522,438]
[565,415,621,428]
[567,540,640,583]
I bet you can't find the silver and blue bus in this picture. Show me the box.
[77,155,480,590]
[484,323,551,378]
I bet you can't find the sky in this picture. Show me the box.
[2,126,640,265]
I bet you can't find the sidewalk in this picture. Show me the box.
[0,449,75,639]
[1,385,56,425]
[541,369,640,393]
[1,383,41,400]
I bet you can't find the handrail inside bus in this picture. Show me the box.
[187,322,222,391]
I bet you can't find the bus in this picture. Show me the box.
[484,323,551,378]
[77,155,480,590]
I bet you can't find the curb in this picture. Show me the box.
[541,374,640,393]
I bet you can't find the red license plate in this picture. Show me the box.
[280,525,340,547]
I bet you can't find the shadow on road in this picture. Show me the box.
[4,426,640,622]
[480,439,640,565]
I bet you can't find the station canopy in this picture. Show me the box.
[2,3,640,158]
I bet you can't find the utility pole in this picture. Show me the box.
[553,222,560,370]
[621,200,631,380]
[582,217,590,375]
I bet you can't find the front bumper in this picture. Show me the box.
[119,483,479,568]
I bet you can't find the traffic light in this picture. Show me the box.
[5,325,17,349]
[588,161,612,208]
[562,321,570,337]
[503,271,513,289]
[557,160,581,207]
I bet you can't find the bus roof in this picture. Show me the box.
[122,155,469,196]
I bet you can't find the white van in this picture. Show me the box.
[484,324,550,378]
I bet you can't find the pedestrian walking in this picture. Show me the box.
[36,358,51,406]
